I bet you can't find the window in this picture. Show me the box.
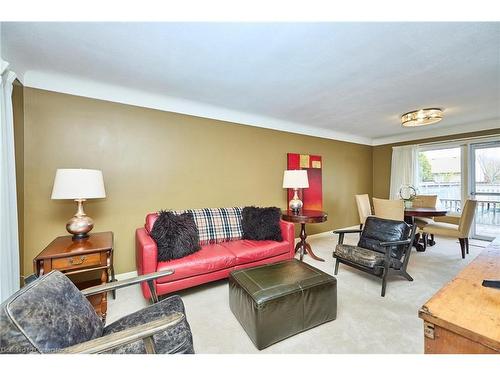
[470,141,500,240]
[417,147,462,213]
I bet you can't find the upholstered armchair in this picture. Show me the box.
[0,270,194,354]
[421,199,477,259]
[333,216,416,297]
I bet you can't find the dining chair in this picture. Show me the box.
[421,199,477,259]
[355,194,372,230]
[412,195,438,244]
[372,198,404,221]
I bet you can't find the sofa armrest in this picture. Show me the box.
[136,227,159,299]
[280,219,295,257]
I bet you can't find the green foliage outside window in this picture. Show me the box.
[419,153,433,182]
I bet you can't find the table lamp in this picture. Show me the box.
[282,170,309,213]
[51,169,106,240]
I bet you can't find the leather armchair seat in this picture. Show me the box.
[334,244,403,275]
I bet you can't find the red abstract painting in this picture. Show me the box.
[287,153,323,211]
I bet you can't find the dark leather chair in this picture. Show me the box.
[0,270,194,354]
[333,216,416,297]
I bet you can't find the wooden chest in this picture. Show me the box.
[418,237,500,354]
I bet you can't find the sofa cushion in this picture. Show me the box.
[150,211,201,262]
[334,244,403,274]
[146,207,243,245]
[358,216,411,260]
[103,295,194,354]
[156,244,237,283]
[221,239,290,265]
[241,206,283,241]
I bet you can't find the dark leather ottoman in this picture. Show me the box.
[229,259,337,350]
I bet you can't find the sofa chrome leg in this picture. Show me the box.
[334,259,340,275]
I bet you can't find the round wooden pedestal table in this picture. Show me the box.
[404,207,447,252]
[281,210,328,262]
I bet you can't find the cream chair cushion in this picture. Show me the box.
[434,214,461,225]
[458,199,477,237]
[372,198,404,221]
[413,195,438,228]
[414,216,435,229]
[412,195,438,208]
[421,222,460,237]
[355,194,372,225]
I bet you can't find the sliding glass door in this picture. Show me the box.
[416,146,463,214]
[415,137,500,241]
[470,141,500,240]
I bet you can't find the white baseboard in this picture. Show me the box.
[115,271,138,280]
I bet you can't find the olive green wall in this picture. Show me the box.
[21,87,373,276]
[372,128,500,199]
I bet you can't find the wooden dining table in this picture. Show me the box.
[404,207,448,252]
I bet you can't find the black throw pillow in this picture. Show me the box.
[241,206,283,241]
[150,211,201,262]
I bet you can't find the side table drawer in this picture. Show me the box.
[52,252,102,271]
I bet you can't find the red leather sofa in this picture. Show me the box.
[136,212,295,299]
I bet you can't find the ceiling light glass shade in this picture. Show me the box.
[401,108,443,127]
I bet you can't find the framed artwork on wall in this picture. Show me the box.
[287,153,323,211]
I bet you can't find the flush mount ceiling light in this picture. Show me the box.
[401,108,443,127]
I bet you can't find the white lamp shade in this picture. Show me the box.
[282,170,309,189]
[51,169,106,200]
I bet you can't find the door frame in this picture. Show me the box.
[469,140,500,241]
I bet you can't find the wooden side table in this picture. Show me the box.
[281,210,328,262]
[33,231,114,321]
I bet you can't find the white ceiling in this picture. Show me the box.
[2,22,499,145]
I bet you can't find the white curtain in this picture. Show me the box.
[0,59,19,303]
[389,145,418,200]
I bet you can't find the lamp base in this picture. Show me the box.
[289,189,303,213]
[66,199,94,240]
[72,233,90,241]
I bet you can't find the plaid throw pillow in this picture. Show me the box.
[171,207,243,245]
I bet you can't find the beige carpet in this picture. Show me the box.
[107,233,488,353]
